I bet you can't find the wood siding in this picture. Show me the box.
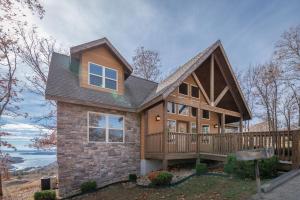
[166,75,219,133]
[147,103,164,134]
[80,46,125,95]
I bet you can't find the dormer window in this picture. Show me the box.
[88,62,117,90]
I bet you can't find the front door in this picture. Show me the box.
[178,121,188,133]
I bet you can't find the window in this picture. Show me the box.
[190,122,197,133]
[88,62,117,90]
[202,125,209,134]
[89,63,103,87]
[201,125,210,143]
[191,85,199,98]
[202,110,210,119]
[88,112,124,143]
[179,83,188,95]
[167,102,176,114]
[191,107,197,117]
[178,104,189,116]
[191,122,197,142]
[167,120,176,132]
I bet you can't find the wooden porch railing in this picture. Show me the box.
[145,130,300,167]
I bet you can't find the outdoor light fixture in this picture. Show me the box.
[214,124,218,128]
[155,115,161,121]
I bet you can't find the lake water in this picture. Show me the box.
[2,136,56,171]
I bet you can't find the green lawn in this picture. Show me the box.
[71,175,257,200]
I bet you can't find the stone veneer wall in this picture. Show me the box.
[57,102,140,198]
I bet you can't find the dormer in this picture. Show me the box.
[70,38,133,95]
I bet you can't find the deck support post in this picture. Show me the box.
[221,113,225,134]
[162,159,168,170]
[196,108,200,153]
[196,157,201,164]
[162,100,168,170]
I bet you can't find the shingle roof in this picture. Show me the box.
[45,52,157,111]
[46,40,251,120]
[140,40,220,107]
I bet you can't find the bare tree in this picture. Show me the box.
[279,90,297,131]
[274,25,300,75]
[238,67,256,131]
[251,62,283,131]
[274,25,300,127]
[132,46,161,82]
[0,0,44,195]
[0,0,44,23]
[0,30,21,196]
[17,26,66,149]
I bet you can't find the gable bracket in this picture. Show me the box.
[210,54,214,104]
[214,55,243,114]
[192,72,211,104]
[214,86,229,106]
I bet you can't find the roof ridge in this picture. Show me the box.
[129,75,158,84]
[156,40,220,92]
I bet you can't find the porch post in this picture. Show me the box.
[162,100,168,170]
[217,114,221,134]
[196,108,200,153]
[239,116,243,133]
[221,113,225,134]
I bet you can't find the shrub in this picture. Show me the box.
[224,154,279,179]
[148,171,173,186]
[196,163,208,175]
[260,156,278,178]
[129,174,137,182]
[224,154,237,175]
[80,181,97,193]
[34,190,56,200]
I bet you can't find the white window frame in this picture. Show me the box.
[190,84,200,99]
[87,111,125,143]
[167,119,177,143]
[88,62,118,91]
[201,124,210,134]
[167,119,177,132]
[167,102,177,114]
[190,122,197,133]
[178,82,189,96]
[178,104,189,116]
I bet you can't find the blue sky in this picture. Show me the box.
[2,0,300,134]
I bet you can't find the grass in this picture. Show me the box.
[72,175,257,200]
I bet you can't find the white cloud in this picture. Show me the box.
[1,123,50,136]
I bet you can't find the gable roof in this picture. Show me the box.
[45,52,157,112]
[141,41,220,108]
[70,37,133,77]
[46,39,251,119]
[139,40,252,120]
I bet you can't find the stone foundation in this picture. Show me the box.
[57,102,140,198]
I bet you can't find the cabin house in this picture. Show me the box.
[46,38,252,197]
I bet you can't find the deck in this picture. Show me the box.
[145,130,300,169]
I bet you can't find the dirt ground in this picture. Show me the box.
[2,163,57,200]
